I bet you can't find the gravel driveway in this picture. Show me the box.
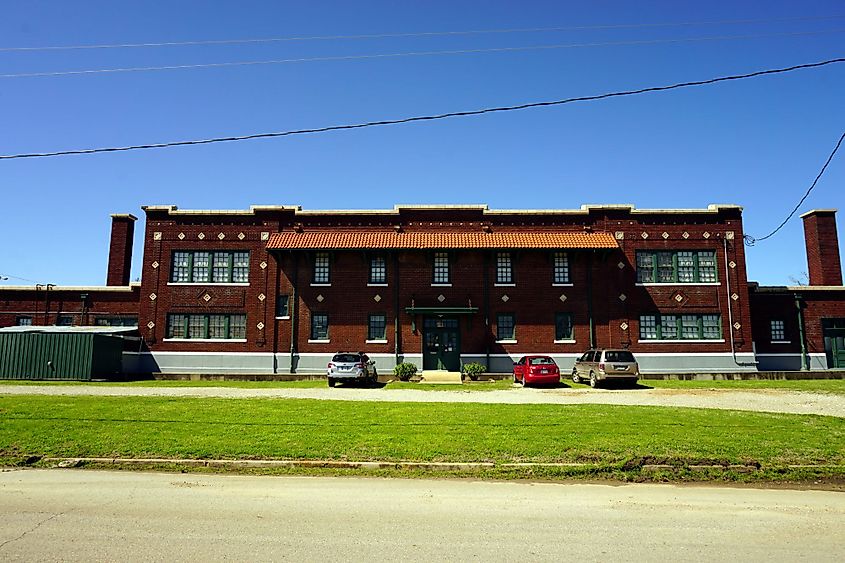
[2,384,843,417]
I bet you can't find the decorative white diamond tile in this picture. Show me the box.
[238,232,246,240]
[177,232,185,240]
[260,232,270,241]
[725,231,735,240]
[559,294,567,302]
[203,293,212,302]
[147,321,155,329]
[617,261,625,269]
[259,261,268,270]
[433,294,444,303]
[661,232,669,239]
[197,233,205,240]
[258,293,266,302]
[618,293,627,302]
[217,233,226,240]
[153,232,162,241]
[374,294,382,302]
[620,322,629,331]
[151,261,159,269]
[149,293,157,301]
[731,293,739,301]
[317,294,324,303]
[733,322,741,330]
[703,232,711,239]
[674,293,684,303]
[729,260,737,269]
[501,295,509,303]
[256,322,265,330]
[682,231,690,239]
[641,232,649,239]
[614,231,624,240]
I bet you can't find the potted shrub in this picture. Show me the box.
[393,362,418,382]
[461,362,486,381]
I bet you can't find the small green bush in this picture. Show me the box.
[393,362,418,381]
[462,362,486,381]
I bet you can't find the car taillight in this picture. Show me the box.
[355,363,365,369]
[327,363,335,369]
[598,363,605,371]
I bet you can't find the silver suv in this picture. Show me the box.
[327,352,377,387]
[572,349,639,388]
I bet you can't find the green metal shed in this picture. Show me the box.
[0,326,139,381]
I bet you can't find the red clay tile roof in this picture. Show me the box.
[266,231,618,250]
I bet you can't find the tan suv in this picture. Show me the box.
[572,349,639,388]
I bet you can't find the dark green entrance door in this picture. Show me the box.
[423,318,460,371]
[823,319,845,368]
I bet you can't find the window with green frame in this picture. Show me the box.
[166,313,247,339]
[170,251,250,283]
[311,313,329,340]
[496,313,515,341]
[555,313,574,340]
[368,313,387,340]
[639,314,721,340]
[636,250,717,283]
[276,294,290,318]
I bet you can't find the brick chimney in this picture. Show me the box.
[801,209,842,286]
[107,214,137,286]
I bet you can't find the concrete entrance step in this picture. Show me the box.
[419,370,463,384]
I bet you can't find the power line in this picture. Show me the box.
[745,131,845,245]
[1,14,843,52]
[3,29,843,79]
[1,57,842,161]
[0,273,42,284]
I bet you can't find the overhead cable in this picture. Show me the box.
[1,14,843,52]
[2,29,843,79]
[1,57,842,160]
[745,131,845,245]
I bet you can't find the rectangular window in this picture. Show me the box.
[311,313,329,340]
[369,255,387,284]
[555,313,573,340]
[94,316,139,327]
[553,252,570,284]
[496,252,513,284]
[16,316,33,326]
[639,314,722,340]
[433,252,450,284]
[276,294,290,318]
[497,313,515,341]
[169,251,250,284]
[368,314,387,340]
[636,250,720,284]
[770,319,786,341]
[56,315,73,326]
[313,252,330,284]
[166,313,246,339]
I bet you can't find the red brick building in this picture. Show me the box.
[1,203,842,375]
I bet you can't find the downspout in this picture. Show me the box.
[393,251,400,366]
[795,293,809,370]
[723,238,756,367]
[586,251,595,348]
[272,252,279,373]
[483,251,490,368]
[289,252,299,374]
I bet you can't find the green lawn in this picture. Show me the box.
[1,395,842,482]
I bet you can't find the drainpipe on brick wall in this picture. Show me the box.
[289,252,299,374]
[393,252,400,366]
[795,293,809,370]
[483,251,490,369]
[586,252,595,348]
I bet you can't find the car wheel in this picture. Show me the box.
[572,368,582,384]
[589,372,598,389]
[328,378,336,388]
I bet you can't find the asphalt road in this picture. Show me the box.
[1,470,843,561]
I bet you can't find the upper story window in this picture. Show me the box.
[639,314,722,340]
[495,252,513,284]
[553,252,570,284]
[313,252,330,284]
[636,250,718,284]
[433,252,450,284]
[369,255,387,284]
[770,319,786,341]
[171,251,250,284]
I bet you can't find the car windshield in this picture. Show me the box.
[605,351,635,363]
[529,357,555,365]
[332,354,361,363]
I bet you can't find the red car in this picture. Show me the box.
[512,355,560,386]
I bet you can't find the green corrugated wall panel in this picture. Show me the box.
[91,335,123,377]
[0,333,95,380]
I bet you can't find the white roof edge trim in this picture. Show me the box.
[0,285,139,292]
[799,208,838,218]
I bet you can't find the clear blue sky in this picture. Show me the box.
[1,1,843,286]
